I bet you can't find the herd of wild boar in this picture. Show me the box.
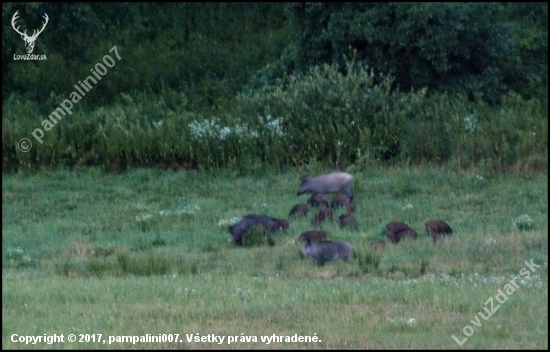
[229,171,453,267]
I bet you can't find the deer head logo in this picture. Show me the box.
[11,11,49,54]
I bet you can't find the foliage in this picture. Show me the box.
[238,57,548,170]
[3,57,547,172]
[3,3,290,109]
[2,3,547,172]
[287,3,548,103]
[238,57,410,167]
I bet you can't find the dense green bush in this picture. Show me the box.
[238,57,410,167]
[287,3,548,103]
[3,57,547,172]
[2,89,287,172]
[238,57,547,170]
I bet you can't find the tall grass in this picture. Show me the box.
[2,167,547,348]
[3,167,547,272]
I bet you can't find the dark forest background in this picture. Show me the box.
[2,3,547,173]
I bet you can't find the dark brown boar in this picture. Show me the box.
[297,230,328,242]
[275,219,290,231]
[289,203,309,218]
[307,193,330,208]
[425,220,453,244]
[384,221,419,244]
[229,214,288,246]
[338,214,359,230]
[331,193,352,208]
[312,207,333,225]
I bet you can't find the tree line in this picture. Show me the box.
[2,3,547,172]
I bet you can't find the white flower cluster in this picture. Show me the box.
[388,317,417,326]
[263,115,284,136]
[136,205,201,224]
[160,204,201,216]
[218,217,242,227]
[188,115,284,141]
[463,113,478,132]
[6,247,32,264]
[188,118,224,140]
[512,214,534,231]
[135,214,154,222]
[508,273,543,288]
[6,246,24,256]
[232,287,251,300]
[176,287,198,296]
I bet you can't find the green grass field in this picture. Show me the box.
[2,166,547,349]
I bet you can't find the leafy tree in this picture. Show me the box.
[2,3,290,109]
[287,2,547,103]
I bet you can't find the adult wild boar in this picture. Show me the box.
[297,172,354,201]
[301,239,353,267]
[229,214,288,246]
[425,220,453,244]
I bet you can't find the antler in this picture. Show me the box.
[11,11,49,40]
[29,13,49,40]
[11,10,27,37]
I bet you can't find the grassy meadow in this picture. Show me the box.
[2,166,548,349]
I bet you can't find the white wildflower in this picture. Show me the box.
[219,126,232,140]
[218,217,241,227]
[135,214,153,222]
[463,113,478,132]
[512,214,534,231]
